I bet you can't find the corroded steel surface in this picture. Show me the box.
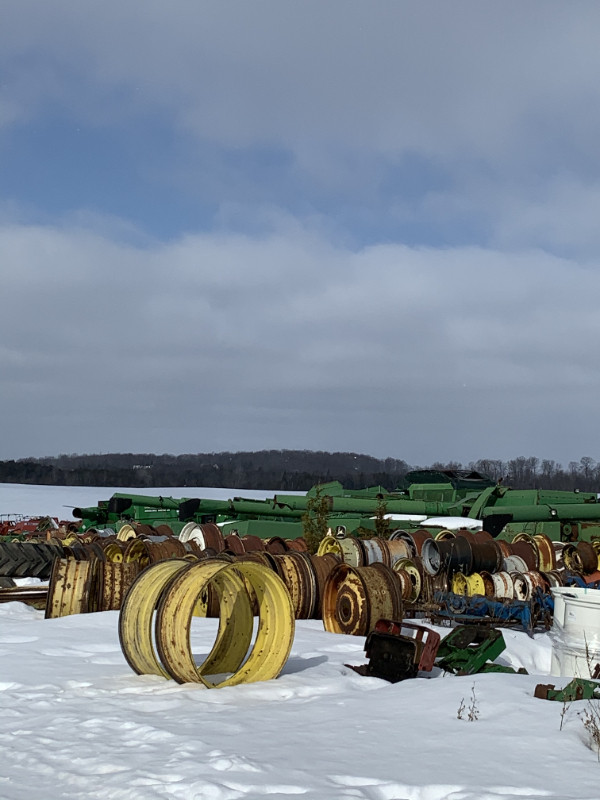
[392,557,422,602]
[534,534,556,572]
[265,536,288,555]
[323,562,403,636]
[224,534,246,555]
[470,540,503,574]
[45,558,93,618]
[338,537,366,567]
[200,523,225,553]
[386,539,413,566]
[240,535,266,552]
[286,537,308,552]
[491,571,514,599]
[510,540,539,571]
[309,553,341,618]
[361,538,391,567]
[0,584,48,608]
[273,552,317,619]
[118,559,192,678]
[576,541,598,573]
[92,561,140,612]
[398,529,433,556]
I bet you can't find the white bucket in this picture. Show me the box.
[550,587,600,677]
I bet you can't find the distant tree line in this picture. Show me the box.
[0,451,599,492]
[462,456,600,492]
[0,450,408,490]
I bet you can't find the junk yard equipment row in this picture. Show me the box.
[68,469,600,545]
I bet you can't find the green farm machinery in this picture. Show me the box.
[71,469,600,544]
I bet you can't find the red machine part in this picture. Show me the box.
[372,619,441,672]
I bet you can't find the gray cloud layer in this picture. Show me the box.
[3,3,599,159]
[3,1,598,257]
[1,2,600,464]
[2,220,599,463]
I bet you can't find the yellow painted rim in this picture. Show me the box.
[317,536,343,557]
[451,571,468,595]
[119,560,295,688]
[118,559,192,678]
[466,572,485,597]
[117,524,137,542]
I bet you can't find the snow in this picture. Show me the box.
[1,484,600,799]
[422,517,483,531]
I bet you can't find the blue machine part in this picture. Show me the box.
[433,588,553,635]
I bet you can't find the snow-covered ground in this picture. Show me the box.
[1,484,600,799]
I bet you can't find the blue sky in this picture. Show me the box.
[2,1,600,467]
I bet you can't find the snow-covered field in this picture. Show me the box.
[1,484,599,799]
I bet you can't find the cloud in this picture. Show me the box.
[2,3,600,465]
[1,217,599,462]
[2,2,600,162]
[3,1,600,259]
[490,174,600,258]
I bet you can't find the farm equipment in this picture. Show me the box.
[435,625,507,674]
[347,621,522,683]
[74,494,188,533]
[534,678,600,702]
[0,514,62,539]
[70,469,600,544]
[348,619,441,683]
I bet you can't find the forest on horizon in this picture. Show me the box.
[0,450,599,492]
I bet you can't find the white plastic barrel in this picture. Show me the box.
[550,587,600,678]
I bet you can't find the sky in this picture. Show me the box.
[2,1,600,466]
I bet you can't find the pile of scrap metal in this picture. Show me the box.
[34,542,343,622]
[5,468,596,598]
[5,517,598,639]
[0,521,310,583]
[0,514,75,540]
[319,527,598,635]
[0,518,330,621]
[348,620,525,683]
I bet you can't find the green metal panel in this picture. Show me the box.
[482,503,600,522]
[407,483,457,503]
[325,516,377,535]
[490,489,597,507]
[273,494,455,516]
[436,626,506,675]
[110,492,182,509]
